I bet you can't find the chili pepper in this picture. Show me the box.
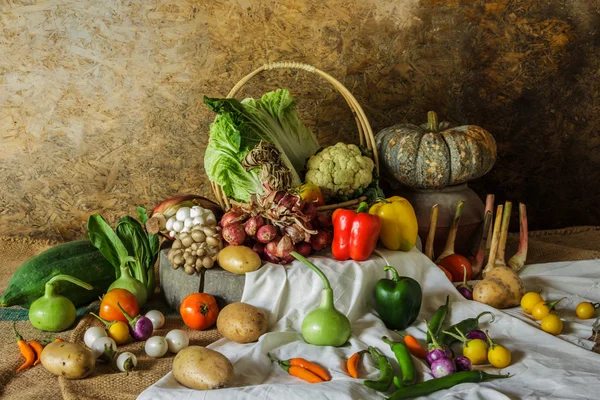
[439,311,495,346]
[393,376,404,389]
[363,346,393,392]
[375,266,422,331]
[269,354,328,383]
[387,370,511,400]
[13,323,35,372]
[368,196,418,251]
[426,296,449,344]
[28,340,44,366]
[347,350,368,378]
[395,332,427,359]
[332,202,381,261]
[382,337,416,386]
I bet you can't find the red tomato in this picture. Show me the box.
[100,288,140,323]
[180,293,219,330]
[438,254,472,282]
[437,265,453,281]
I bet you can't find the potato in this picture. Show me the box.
[40,341,95,379]
[217,245,261,274]
[172,346,233,390]
[217,302,268,343]
[473,266,525,309]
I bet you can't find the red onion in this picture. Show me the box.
[276,235,295,258]
[220,210,245,227]
[252,242,265,256]
[303,202,317,221]
[296,242,312,257]
[310,230,332,251]
[256,225,278,243]
[315,212,332,228]
[245,215,265,237]
[222,223,246,246]
[264,240,281,263]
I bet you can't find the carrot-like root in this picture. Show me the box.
[471,210,492,278]
[508,203,528,272]
[425,204,439,261]
[495,201,512,266]
[435,201,464,263]
[481,205,503,278]
[484,194,495,251]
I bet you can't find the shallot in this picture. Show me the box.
[222,223,246,246]
[256,225,277,243]
[245,216,265,237]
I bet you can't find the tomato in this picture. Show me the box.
[436,265,453,281]
[531,301,551,320]
[576,302,599,320]
[100,289,140,323]
[180,293,219,330]
[521,292,544,314]
[541,314,563,335]
[297,183,325,207]
[437,254,472,282]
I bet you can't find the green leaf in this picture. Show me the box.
[137,206,150,225]
[87,214,129,278]
[115,216,151,287]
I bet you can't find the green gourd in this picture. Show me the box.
[0,240,116,308]
[291,252,351,347]
[29,274,93,332]
[107,256,148,306]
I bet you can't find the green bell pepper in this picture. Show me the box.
[375,266,422,330]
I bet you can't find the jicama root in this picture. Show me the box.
[494,201,512,267]
[471,211,492,278]
[507,203,528,272]
[435,201,464,263]
[481,205,503,278]
[425,204,439,260]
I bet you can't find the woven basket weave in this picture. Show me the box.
[208,61,379,212]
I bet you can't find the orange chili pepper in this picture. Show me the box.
[13,323,35,372]
[288,366,325,383]
[28,340,44,366]
[289,358,330,381]
[54,338,64,342]
[396,332,427,359]
[346,350,368,378]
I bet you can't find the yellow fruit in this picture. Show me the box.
[576,302,598,320]
[521,292,544,314]
[488,344,512,368]
[532,298,565,320]
[541,314,563,335]
[463,339,489,365]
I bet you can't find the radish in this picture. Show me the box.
[424,204,439,261]
[435,201,464,263]
[508,203,528,272]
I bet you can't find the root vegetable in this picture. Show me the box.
[310,230,331,252]
[245,216,265,236]
[424,204,438,260]
[314,213,332,228]
[41,341,95,380]
[276,235,295,258]
[256,225,277,243]
[284,225,304,244]
[435,201,464,262]
[172,346,234,390]
[216,302,268,343]
[471,211,492,278]
[297,242,312,257]
[217,246,262,274]
[485,194,495,251]
[495,201,512,266]
[252,242,265,255]
[222,224,246,246]
[507,203,528,272]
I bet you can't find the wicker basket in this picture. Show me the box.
[209,61,379,212]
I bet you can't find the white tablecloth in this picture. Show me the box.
[139,248,600,400]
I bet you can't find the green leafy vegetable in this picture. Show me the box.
[204,89,319,202]
[87,214,129,279]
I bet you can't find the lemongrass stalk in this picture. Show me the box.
[436,201,464,263]
[482,205,503,278]
[425,204,439,261]
[508,203,528,272]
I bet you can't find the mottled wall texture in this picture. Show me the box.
[1,0,599,240]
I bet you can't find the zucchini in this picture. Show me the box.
[0,240,116,308]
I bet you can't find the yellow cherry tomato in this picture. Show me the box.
[521,292,544,314]
[576,302,599,320]
[462,338,489,365]
[541,314,563,335]
[107,321,130,345]
[488,344,511,368]
[531,297,566,320]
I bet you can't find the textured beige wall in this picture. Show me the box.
[1,0,599,240]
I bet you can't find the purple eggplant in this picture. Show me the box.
[454,356,472,372]
[430,357,456,378]
[455,267,473,300]
[424,319,453,366]
[466,329,488,344]
[117,302,153,341]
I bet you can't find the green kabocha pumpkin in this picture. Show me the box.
[375,111,497,189]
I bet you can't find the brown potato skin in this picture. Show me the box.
[473,266,525,309]
[172,346,233,390]
[40,341,95,379]
[217,302,268,343]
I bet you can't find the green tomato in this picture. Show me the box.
[462,338,489,365]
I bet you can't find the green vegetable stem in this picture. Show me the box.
[386,371,510,400]
[363,346,394,392]
[29,274,92,332]
[439,311,495,346]
[427,296,450,344]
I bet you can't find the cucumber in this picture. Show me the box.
[0,240,117,308]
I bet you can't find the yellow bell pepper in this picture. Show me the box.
[368,196,418,251]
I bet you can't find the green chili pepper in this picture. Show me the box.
[363,346,393,392]
[382,336,416,386]
[426,295,449,344]
[393,376,404,389]
[387,370,511,400]
[439,311,495,346]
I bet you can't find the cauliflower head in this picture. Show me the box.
[305,142,375,199]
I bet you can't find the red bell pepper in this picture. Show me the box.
[332,202,382,261]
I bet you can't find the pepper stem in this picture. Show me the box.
[475,311,495,324]
[117,302,135,325]
[381,336,395,347]
[13,322,24,342]
[45,274,93,297]
[291,252,331,290]
[442,327,468,344]
[484,330,497,349]
[356,201,369,214]
[90,312,115,329]
[546,297,566,311]
[424,319,443,348]
[426,111,439,132]
[384,266,400,282]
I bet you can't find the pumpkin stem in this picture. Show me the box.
[426,111,439,132]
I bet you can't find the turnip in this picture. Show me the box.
[222,223,246,246]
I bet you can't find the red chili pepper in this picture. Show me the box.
[332,202,381,261]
